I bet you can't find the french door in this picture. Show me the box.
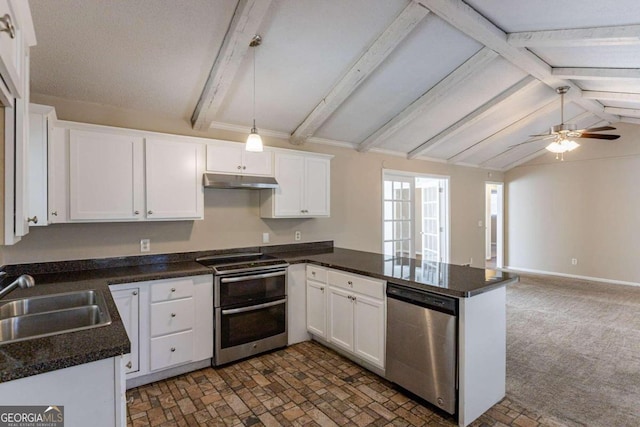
[383,173,414,258]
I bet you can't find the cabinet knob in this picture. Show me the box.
[347,280,353,287]
[353,296,357,302]
[132,291,138,296]
[171,288,176,292]
[311,271,316,276]
[242,166,246,170]
[0,14,16,39]
[170,347,176,352]
[148,210,153,215]
[27,216,38,224]
[134,210,140,215]
[237,165,242,170]
[171,313,176,318]
[320,287,324,292]
[51,211,58,216]
[126,361,132,369]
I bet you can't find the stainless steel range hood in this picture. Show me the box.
[203,173,279,190]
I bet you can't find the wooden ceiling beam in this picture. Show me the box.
[603,106,640,117]
[417,0,618,123]
[582,90,640,102]
[508,24,640,47]
[357,46,498,152]
[289,1,429,145]
[447,97,559,164]
[191,0,272,131]
[552,67,640,80]
[407,76,539,159]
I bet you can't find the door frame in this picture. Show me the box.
[485,181,504,269]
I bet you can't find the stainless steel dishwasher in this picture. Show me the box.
[385,283,458,415]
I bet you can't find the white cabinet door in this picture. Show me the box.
[0,0,24,104]
[306,280,327,339]
[304,156,330,216]
[145,138,204,220]
[206,142,242,174]
[69,129,144,220]
[47,126,68,223]
[242,150,272,176]
[353,293,385,369]
[28,104,56,226]
[111,287,140,375]
[272,153,304,216]
[328,286,354,352]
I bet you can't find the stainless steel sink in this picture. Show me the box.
[0,290,112,344]
[0,290,101,319]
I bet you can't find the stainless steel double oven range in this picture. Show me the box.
[196,253,289,366]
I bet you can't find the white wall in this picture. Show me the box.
[0,94,500,266]
[505,122,640,284]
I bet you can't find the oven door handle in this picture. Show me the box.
[221,298,286,315]
[220,270,286,283]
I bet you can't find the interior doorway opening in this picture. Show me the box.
[383,170,449,262]
[485,182,504,269]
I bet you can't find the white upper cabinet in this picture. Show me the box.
[145,138,204,220]
[58,124,204,222]
[260,151,332,218]
[28,104,56,226]
[206,139,273,176]
[69,129,145,221]
[0,0,33,106]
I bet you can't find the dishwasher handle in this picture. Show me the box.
[387,283,458,316]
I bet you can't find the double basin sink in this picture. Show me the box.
[0,290,112,344]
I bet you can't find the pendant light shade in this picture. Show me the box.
[545,138,580,154]
[246,35,263,152]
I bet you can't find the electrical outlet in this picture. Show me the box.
[262,232,270,243]
[571,258,578,265]
[294,231,301,241]
[140,239,150,252]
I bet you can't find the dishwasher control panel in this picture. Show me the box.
[386,283,457,315]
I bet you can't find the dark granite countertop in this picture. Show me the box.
[0,261,211,383]
[272,247,518,297]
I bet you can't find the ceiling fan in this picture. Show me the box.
[513,86,620,159]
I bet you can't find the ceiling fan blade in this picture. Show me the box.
[579,126,616,133]
[577,133,620,140]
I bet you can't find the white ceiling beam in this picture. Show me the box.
[191,0,272,131]
[582,90,640,102]
[407,76,539,158]
[552,67,640,81]
[417,0,618,123]
[621,117,640,125]
[289,1,429,145]
[446,97,559,163]
[357,47,498,152]
[603,107,640,117]
[508,24,640,48]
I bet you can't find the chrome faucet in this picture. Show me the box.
[0,275,35,299]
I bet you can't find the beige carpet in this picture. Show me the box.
[506,274,640,427]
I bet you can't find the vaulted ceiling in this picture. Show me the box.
[28,0,640,171]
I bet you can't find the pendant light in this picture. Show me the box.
[246,35,263,152]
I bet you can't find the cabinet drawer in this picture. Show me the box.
[327,270,384,299]
[151,278,194,302]
[150,330,194,371]
[306,265,327,282]
[150,298,194,337]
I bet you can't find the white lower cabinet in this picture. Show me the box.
[109,274,213,388]
[305,265,386,371]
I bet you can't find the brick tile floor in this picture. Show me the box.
[127,341,568,427]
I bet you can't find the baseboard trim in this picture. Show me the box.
[504,266,640,288]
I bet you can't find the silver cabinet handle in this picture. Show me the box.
[147,210,153,215]
[222,298,286,315]
[171,313,176,318]
[132,290,138,296]
[171,287,176,292]
[27,216,38,224]
[51,211,58,216]
[347,280,353,287]
[237,165,242,170]
[134,210,140,215]
[242,166,246,170]
[320,287,324,292]
[0,14,16,39]
[170,347,176,352]
[126,361,132,369]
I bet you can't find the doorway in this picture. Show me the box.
[485,182,504,269]
[383,170,449,262]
